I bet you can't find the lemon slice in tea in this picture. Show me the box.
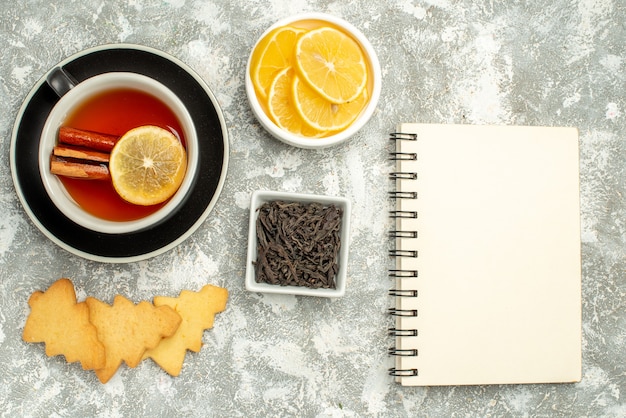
[109,125,187,206]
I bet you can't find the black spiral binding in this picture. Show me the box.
[388,131,419,379]
[388,269,417,278]
[389,368,419,377]
[388,308,418,317]
[390,132,418,141]
[390,152,417,161]
[389,210,417,219]
[388,348,419,356]
[389,289,418,297]
[389,230,417,239]
[389,191,417,199]
[389,172,417,180]
[389,249,418,258]
[388,328,418,337]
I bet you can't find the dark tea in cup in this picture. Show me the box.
[60,88,185,222]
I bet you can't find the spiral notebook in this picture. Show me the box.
[388,123,582,386]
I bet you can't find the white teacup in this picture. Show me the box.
[39,70,198,234]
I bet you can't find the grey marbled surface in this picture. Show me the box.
[1,0,624,416]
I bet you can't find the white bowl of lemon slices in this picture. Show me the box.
[245,13,381,149]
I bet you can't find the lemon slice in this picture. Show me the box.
[295,26,367,104]
[293,75,368,132]
[267,67,325,138]
[109,125,187,206]
[250,26,306,101]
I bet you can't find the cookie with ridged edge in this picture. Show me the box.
[86,295,181,383]
[143,284,228,376]
[23,278,105,371]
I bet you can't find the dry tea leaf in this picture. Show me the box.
[255,201,342,289]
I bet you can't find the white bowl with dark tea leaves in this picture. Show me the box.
[245,190,351,297]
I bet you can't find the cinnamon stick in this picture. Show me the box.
[58,127,119,152]
[53,144,110,163]
[50,156,110,181]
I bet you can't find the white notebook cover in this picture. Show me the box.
[391,123,582,386]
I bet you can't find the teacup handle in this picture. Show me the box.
[46,67,79,97]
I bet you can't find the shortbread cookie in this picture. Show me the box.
[86,295,181,383]
[143,284,228,376]
[23,278,105,370]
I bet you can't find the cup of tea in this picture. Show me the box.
[38,70,199,234]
